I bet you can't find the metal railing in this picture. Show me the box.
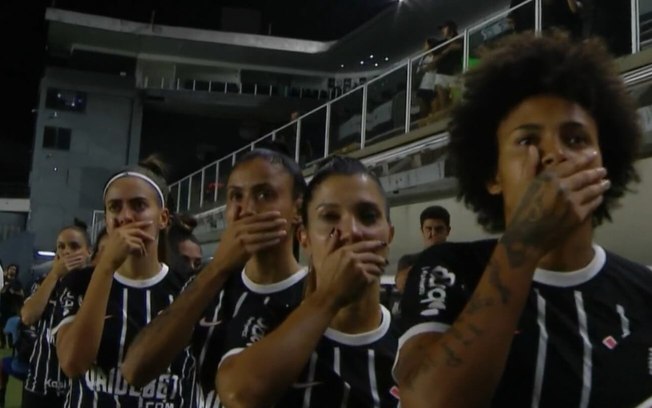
[140,78,335,101]
[168,0,645,218]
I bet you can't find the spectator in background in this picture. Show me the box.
[0,264,24,349]
[168,213,203,281]
[431,20,463,113]
[509,0,583,38]
[416,37,441,119]
[420,205,451,247]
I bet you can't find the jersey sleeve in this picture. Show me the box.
[398,242,490,351]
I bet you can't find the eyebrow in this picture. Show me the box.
[106,196,149,204]
[228,182,275,191]
[511,121,586,133]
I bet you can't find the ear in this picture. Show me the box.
[292,196,304,226]
[296,224,309,250]
[486,173,503,196]
[387,224,395,245]
[159,207,170,230]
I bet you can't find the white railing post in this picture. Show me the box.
[632,0,641,54]
[186,177,192,210]
[405,59,412,134]
[324,104,331,157]
[463,29,471,72]
[199,168,205,208]
[535,0,542,33]
[214,162,219,203]
[361,85,368,149]
[295,119,302,163]
[176,182,181,213]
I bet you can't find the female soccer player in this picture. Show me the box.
[53,157,196,407]
[218,156,397,408]
[394,32,652,408]
[21,219,91,407]
[122,147,307,408]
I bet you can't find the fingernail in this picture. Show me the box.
[329,228,336,237]
[602,179,611,188]
[379,241,388,247]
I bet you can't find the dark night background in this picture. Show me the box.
[0,0,395,190]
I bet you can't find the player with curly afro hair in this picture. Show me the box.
[395,31,652,408]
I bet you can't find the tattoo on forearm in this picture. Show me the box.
[488,260,511,304]
[465,295,495,315]
[467,323,484,337]
[401,342,441,389]
[442,342,463,367]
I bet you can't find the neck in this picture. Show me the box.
[330,283,382,335]
[244,240,300,285]
[117,249,161,280]
[538,221,595,272]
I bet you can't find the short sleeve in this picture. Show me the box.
[398,241,494,350]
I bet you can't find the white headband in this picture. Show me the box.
[103,171,165,206]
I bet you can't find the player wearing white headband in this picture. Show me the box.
[53,156,197,408]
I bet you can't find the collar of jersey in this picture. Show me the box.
[241,266,308,294]
[532,244,605,287]
[324,305,391,346]
[113,263,169,288]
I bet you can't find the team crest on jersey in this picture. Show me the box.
[418,265,456,317]
[59,289,78,317]
[241,316,269,345]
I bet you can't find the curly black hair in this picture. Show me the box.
[449,31,641,232]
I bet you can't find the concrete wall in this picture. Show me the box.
[29,68,143,251]
[387,156,652,268]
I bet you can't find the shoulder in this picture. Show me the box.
[413,240,497,275]
[603,250,652,286]
[59,266,93,293]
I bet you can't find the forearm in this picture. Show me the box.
[21,273,58,325]
[122,261,232,387]
[398,243,541,408]
[218,292,338,408]
[57,267,114,377]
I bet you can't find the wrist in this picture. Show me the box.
[308,289,343,316]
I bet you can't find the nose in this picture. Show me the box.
[540,134,567,169]
[234,194,257,220]
[115,207,136,226]
[338,214,364,243]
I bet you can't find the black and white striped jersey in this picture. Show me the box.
[221,301,399,408]
[24,276,69,396]
[191,267,308,408]
[399,239,652,408]
[52,264,197,408]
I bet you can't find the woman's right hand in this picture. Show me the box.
[501,148,609,264]
[213,211,288,272]
[315,230,388,309]
[100,221,155,270]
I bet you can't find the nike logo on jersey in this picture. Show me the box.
[291,381,323,389]
[199,317,223,327]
